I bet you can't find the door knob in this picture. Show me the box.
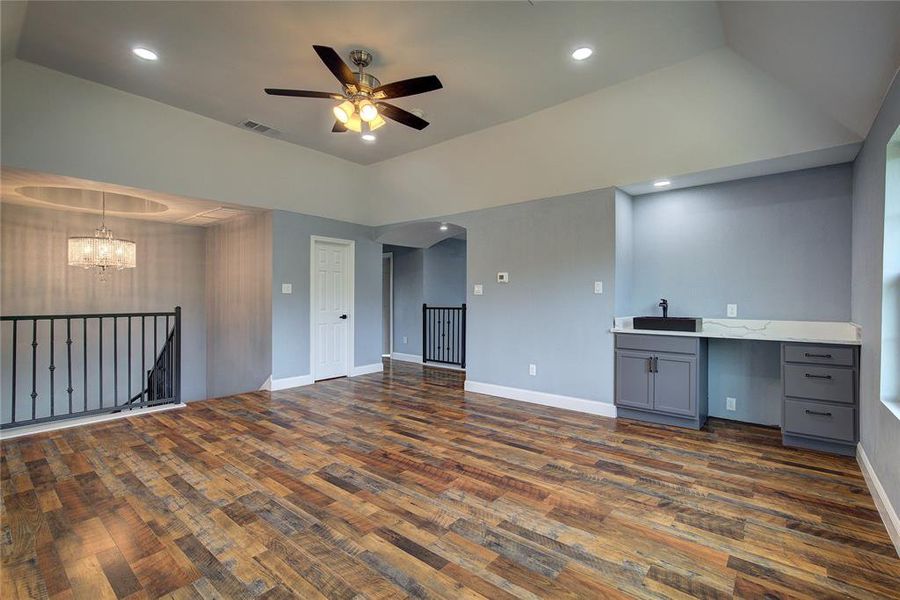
[339,314,348,320]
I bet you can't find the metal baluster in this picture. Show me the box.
[99,317,103,409]
[141,316,146,405]
[127,316,132,408]
[113,317,118,407]
[83,317,88,412]
[175,306,182,405]
[31,319,37,420]
[66,318,73,415]
[10,321,17,424]
[166,315,171,399]
[49,319,55,416]
[153,316,157,402]
[461,304,466,368]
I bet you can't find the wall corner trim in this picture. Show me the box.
[269,375,314,391]
[857,442,900,555]
[464,380,618,418]
[391,352,423,364]
[351,363,384,377]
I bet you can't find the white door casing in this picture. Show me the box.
[310,236,354,380]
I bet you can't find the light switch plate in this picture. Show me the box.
[497,272,509,283]
[529,364,537,376]
[726,397,736,411]
[403,336,408,344]
[727,304,738,317]
[473,284,484,296]
[594,281,603,294]
[281,283,292,294]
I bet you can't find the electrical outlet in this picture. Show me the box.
[529,364,537,376]
[726,397,736,411]
[473,284,483,296]
[727,304,738,317]
[402,336,408,344]
[594,281,603,294]
[281,283,292,294]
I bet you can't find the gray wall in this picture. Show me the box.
[628,165,853,425]
[271,210,382,379]
[631,164,853,320]
[614,189,634,316]
[851,73,900,513]
[384,245,424,356]
[0,203,208,416]
[451,188,617,403]
[205,213,272,398]
[423,238,467,306]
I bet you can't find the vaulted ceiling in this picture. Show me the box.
[6,1,897,165]
[1,1,898,225]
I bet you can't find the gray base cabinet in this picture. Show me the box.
[614,334,708,429]
[781,343,859,456]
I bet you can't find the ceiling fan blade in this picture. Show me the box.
[332,121,348,133]
[377,102,430,130]
[265,88,342,99]
[313,45,358,90]
[372,75,442,100]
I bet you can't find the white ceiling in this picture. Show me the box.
[0,167,260,226]
[10,1,726,164]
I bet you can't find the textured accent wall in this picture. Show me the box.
[205,213,272,398]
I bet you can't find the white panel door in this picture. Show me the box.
[313,241,350,380]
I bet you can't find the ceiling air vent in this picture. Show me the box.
[178,207,245,227]
[239,119,281,138]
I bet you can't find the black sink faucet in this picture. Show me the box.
[659,298,669,318]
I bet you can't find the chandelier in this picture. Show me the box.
[67,192,136,279]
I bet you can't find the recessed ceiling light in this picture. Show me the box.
[653,180,671,188]
[439,223,448,231]
[571,47,593,61]
[361,133,376,142]
[132,47,158,61]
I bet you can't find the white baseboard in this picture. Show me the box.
[857,442,900,555]
[269,374,314,391]
[0,403,185,441]
[259,375,272,391]
[351,363,384,377]
[464,380,617,418]
[391,352,423,364]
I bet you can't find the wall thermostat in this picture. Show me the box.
[497,272,509,283]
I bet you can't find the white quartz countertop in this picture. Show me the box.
[611,317,861,345]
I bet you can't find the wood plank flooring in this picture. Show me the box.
[2,359,898,599]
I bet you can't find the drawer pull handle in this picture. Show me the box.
[804,373,832,380]
[804,352,833,359]
[805,409,832,417]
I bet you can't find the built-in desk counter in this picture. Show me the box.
[611,318,861,455]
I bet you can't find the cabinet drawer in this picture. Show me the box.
[783,364,855,404]
[783,344,855,367]
[783,399,855,442]
[615,334,698,355]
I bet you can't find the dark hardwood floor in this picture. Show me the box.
[2,359,898,599]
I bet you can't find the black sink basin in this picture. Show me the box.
[633,316,703,332]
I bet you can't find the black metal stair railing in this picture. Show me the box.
[1,307,181,430]
[422,303,466,368]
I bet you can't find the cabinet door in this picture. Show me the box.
[653,354,696,416]
[615,351,654,409]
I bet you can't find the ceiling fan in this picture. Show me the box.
[265,46,442,136]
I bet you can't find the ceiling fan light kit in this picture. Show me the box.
[265,45,442,138]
